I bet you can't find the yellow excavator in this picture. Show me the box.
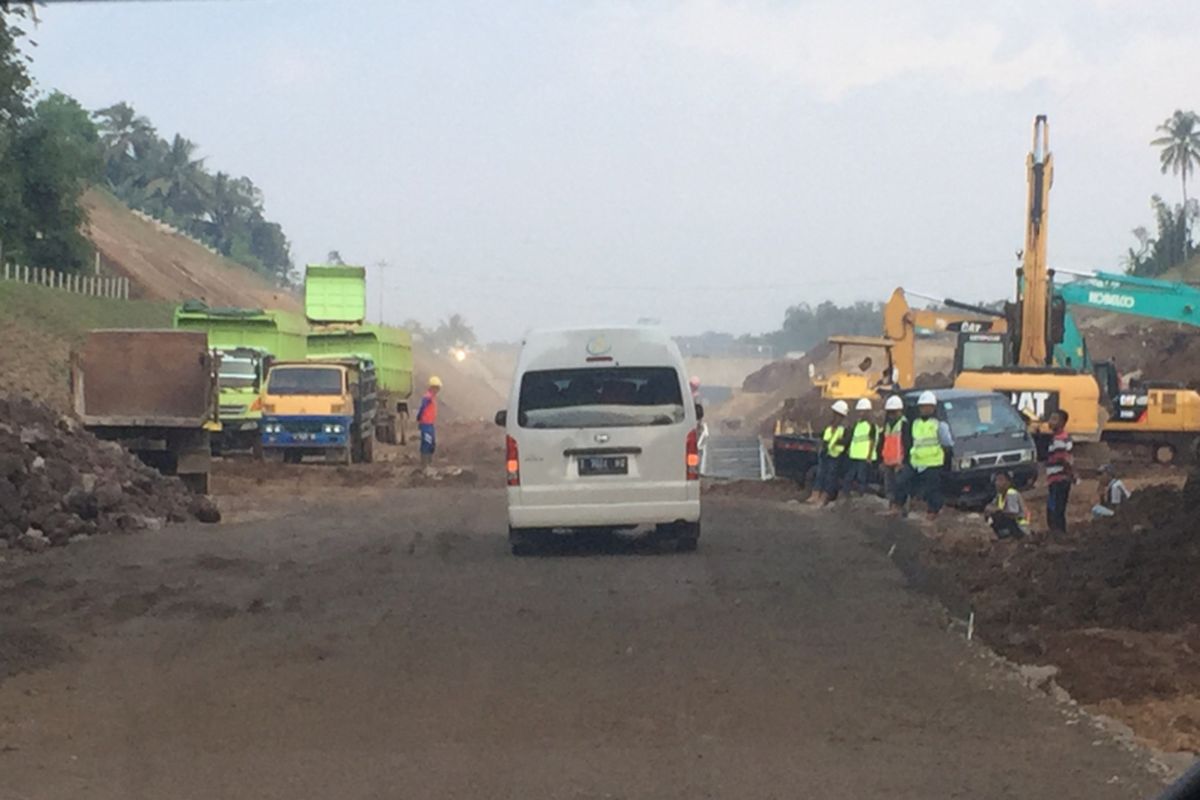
[812,288,1007,400]
[952,115,1105,442]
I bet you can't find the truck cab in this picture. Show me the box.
[260,361,377,464]
[902,388,1039,508]
[211,347,272,450]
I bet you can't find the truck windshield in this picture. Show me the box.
[267,367,343,396]
[218,355,258,390]
[942,395,1027,438]
[518,367,685,428]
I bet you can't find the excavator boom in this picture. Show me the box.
[1017,115,1053,366]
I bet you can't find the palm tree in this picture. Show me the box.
[1152,110,1200,207]
[93,102,156,185]
[145,133,209,221]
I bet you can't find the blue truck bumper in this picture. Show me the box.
[261,416,352,449]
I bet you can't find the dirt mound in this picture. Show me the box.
[873,472,1200,753]
[742,341,832,394]
[0,394,218,551]
[1083,323,1200,389]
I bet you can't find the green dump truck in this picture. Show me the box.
[305,264,414,444]
[173,302,308,452]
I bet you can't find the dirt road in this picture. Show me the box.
[0,489,1163,799]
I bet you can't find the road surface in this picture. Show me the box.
[0,488,1160,799]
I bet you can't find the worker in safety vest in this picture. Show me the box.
[843,397,877,498]
[878,394,908,515]
[895,390,952,520]
[811,399,849,506]
[417,376,442,466]
[986,471,1029,539]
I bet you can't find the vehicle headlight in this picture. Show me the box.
[958,456,973,471]
[323,424,335,434]
[333,424,344,434]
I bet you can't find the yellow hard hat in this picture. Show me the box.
[428,375,443,388]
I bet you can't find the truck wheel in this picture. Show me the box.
[1153,442,1177,465]
[361,435,375,464]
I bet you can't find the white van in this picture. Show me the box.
[495,327,702,555]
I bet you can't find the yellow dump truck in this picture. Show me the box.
[259,359,377,464]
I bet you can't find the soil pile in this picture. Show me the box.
[742,341,832,394]
[0,394,219,551]
[1080,315,1200,389]
[879,472,1200,753]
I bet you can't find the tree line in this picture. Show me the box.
[0,8,293,283]
[1126,109,1199,277]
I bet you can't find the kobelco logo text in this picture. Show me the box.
[1087,290,1136,309]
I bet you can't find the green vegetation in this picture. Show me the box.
[1127,110,1199,277]
[746,300,883,355]
[94,103,294,284]
[0,280,174,336]
[0,6,293,282]
[0,9,100,272]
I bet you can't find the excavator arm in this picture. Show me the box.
[1016,115,1054,366]
[1055,269,1200,328]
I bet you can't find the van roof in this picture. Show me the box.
[517,326,683,372]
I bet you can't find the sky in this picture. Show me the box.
[24,0,1200,341]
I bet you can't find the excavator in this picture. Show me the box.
[953,115,1200,462]
[812,288,1005,399]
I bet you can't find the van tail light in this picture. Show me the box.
[506,435,520,486]
[686,429,700,480]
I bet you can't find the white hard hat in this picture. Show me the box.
[884,395,904,411]
[855,398,872,411]
[831,400,849,415]
[917,390,938,406]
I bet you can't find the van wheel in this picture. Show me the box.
[509,527,541,556]
[676,521,700,552]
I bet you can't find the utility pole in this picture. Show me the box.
[374,259,389,324]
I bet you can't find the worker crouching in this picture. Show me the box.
[986,471,1029,539]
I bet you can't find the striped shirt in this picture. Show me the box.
[1045,431,1074,484]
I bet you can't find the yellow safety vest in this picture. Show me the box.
[848,420,877,461]
[995,487,1029,527]
[822,424,846,458]
[909,417,945,468]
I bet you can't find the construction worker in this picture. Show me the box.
[843,397,877,498]
[417,376,442,466]
[897,390,952,520]
[811,399,849,506]
[1044,408,1075,533]
[1092,464,1130,518]
[986,471,1029,539]
[878,394,908,514]
[688,376,701,401]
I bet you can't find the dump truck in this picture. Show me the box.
[71,330,218,493]
[259,359,377,464]
[305,264,413,444]
[172,302,308,453]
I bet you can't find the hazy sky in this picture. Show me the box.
[26,0,1200,340]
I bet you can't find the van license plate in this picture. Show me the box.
[578,456,628,476]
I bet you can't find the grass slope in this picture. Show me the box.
[0,281,174,410]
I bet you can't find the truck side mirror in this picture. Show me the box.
[494,410,507,427]
[695,403,704,421]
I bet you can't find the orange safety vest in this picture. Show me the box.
[417,390,438,424]
[880,417,906,467]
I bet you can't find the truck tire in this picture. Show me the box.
[361,434,375,464]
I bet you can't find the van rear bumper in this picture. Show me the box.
[508,498,700,529]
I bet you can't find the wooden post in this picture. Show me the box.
[94,252,101,275]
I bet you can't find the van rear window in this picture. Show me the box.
[518,367,685,428]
